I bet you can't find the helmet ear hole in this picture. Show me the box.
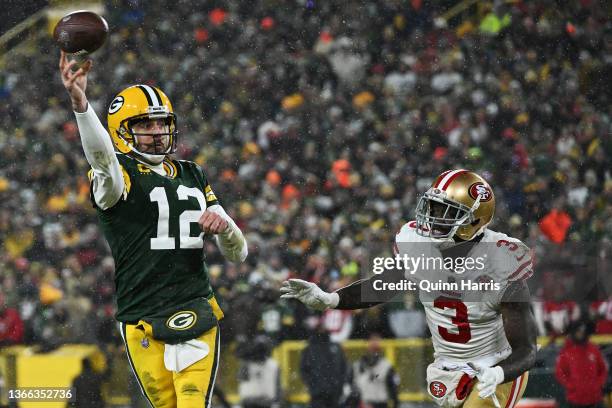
[470,218,480,226]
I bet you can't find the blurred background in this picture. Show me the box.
[0,0,610,407]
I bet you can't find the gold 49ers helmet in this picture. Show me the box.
[415,169,495,241]
[107,84,177,159]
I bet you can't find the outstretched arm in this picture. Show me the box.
[335,272,402,309]
[59,51,124,210]
[281,267,404,311]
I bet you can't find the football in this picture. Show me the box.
[53,10,108,54]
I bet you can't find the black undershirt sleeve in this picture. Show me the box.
[335,267,406,310]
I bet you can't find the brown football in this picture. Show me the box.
[53,10,108,54]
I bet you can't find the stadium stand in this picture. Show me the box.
[0,0,610,406]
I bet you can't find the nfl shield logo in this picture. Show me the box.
[141,338,150,348]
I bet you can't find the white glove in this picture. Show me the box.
[280,279,339,311]
[468,363,504,404]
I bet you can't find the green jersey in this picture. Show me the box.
[90,154,220,323]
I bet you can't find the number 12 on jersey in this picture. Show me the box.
[149,186,206,250]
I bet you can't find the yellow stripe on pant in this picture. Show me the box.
[120,321,220,408]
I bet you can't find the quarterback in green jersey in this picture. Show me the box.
[60,51,247,408]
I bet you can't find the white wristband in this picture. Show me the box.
[327,292,340,309]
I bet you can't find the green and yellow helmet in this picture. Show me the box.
[107,84,177,158]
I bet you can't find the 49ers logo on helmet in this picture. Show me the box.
[429,381,447,397]
[468,182,492,202]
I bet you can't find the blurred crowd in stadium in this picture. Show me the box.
[0,0,610,380]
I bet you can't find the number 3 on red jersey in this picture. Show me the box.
[434,296,472,344]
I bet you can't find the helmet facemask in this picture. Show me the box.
[415,189,482,241]
[118,106,178,164]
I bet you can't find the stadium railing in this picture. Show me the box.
[2,336,612,406]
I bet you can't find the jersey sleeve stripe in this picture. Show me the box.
[516,270,534,281]
[508,259,533,280]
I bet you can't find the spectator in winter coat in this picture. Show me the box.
[555,319,608,408]
[300,323,348,408]
[353,334,399,408]
[68,358,105,408]
[237,334,281,408]
[0,292,23,346]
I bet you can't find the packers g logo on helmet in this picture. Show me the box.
[107,84,178,158]
[166,311,197,330]
[108,96,124,114]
